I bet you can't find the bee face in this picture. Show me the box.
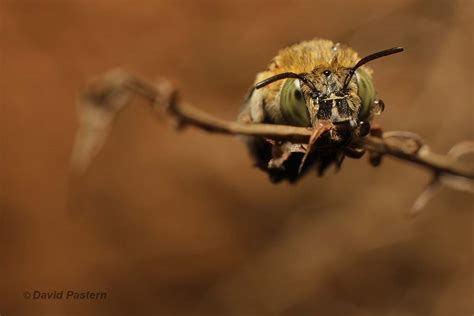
[245,39,402,128]
[280,67,361,127]
[305,67,361,124]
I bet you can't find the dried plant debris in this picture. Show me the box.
[71,69,134,172]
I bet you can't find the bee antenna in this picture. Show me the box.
[343,47,404,91]
[255,72,317,93]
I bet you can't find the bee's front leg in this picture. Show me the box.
[344,146,365,159]
[298,120,336,173]
[344,122,371,159]
[344,121,384,165]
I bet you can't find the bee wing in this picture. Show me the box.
[237,87,265,124]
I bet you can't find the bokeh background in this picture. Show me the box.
[1,0,473,315]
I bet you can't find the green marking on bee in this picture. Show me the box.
[280,78,311,127]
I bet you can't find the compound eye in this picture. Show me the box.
[355,68,376,121]
[280,79,310,127]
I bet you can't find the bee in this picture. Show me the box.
[238,38,403,182]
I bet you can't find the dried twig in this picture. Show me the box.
[71,69,474,211]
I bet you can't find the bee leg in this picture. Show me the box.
[298,121,335,174]
[344,146,365,159]
[334,152,346,172]
[268,142,305,170]
[340,121,369,160]
[358,121,371,137]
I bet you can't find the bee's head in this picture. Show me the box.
[255,47,403,127]
[301,66,361,124]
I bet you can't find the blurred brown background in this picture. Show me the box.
[0,0,473,315]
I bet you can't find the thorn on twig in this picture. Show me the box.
[410,141,474,215]
[410,175,441,216]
